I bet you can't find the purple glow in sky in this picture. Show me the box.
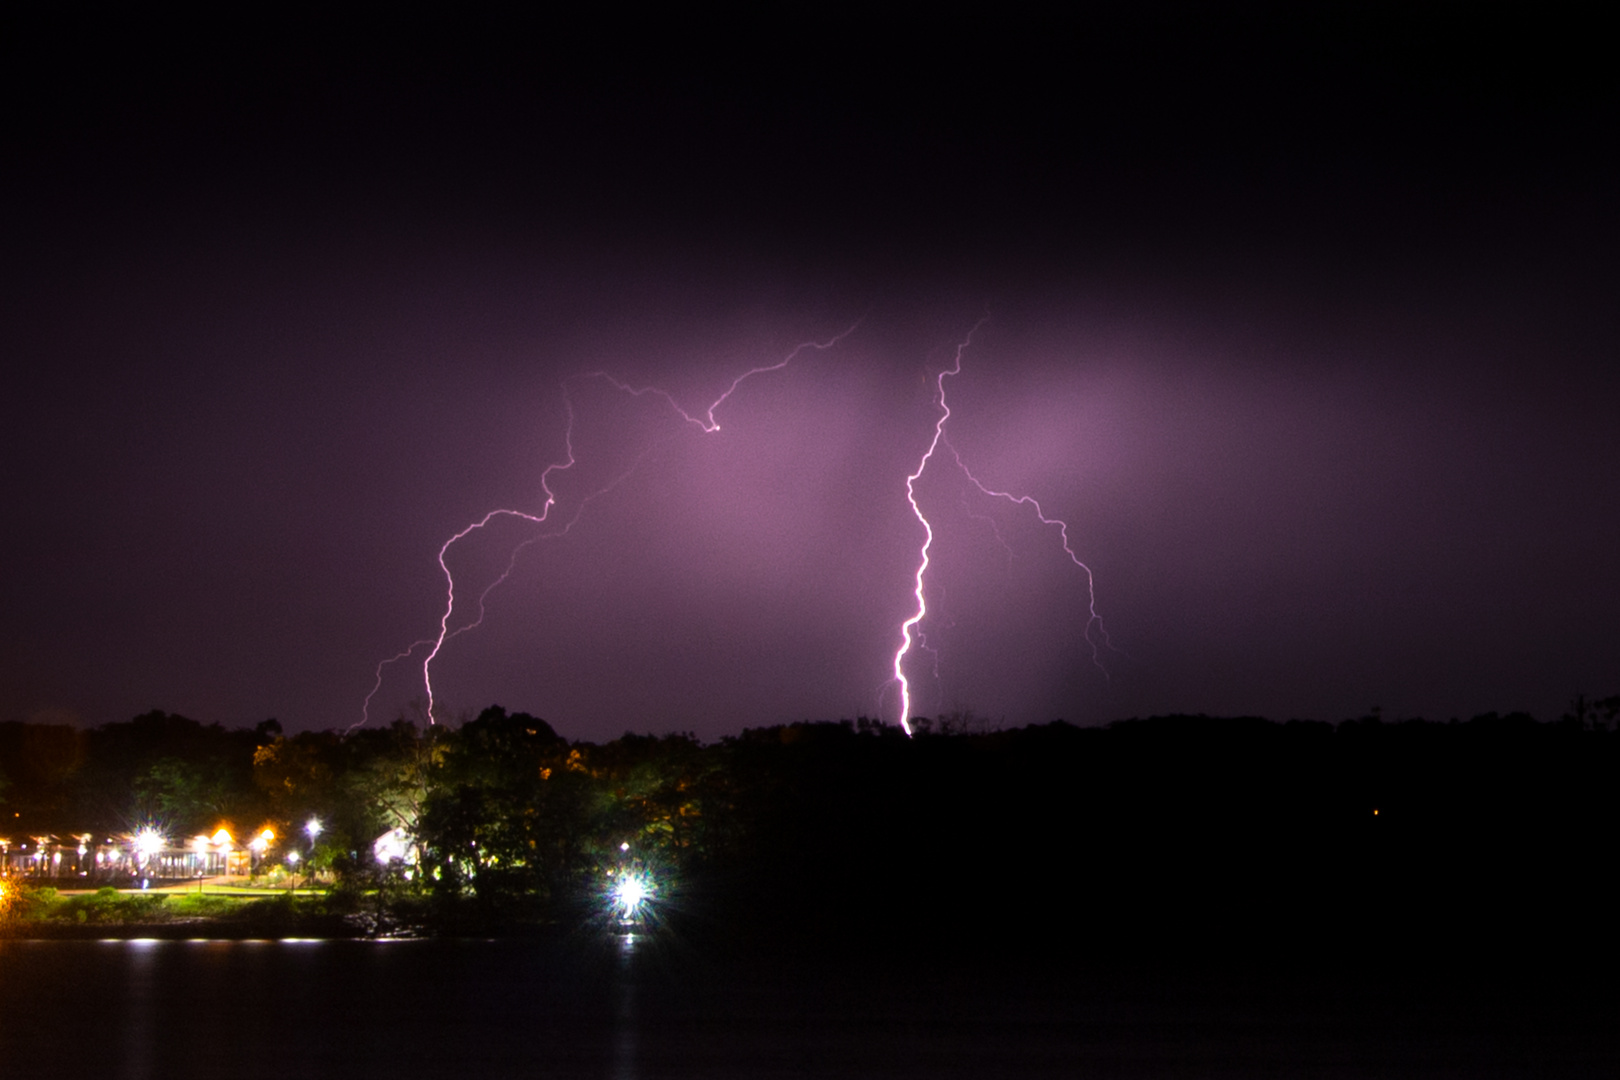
[3,10,1617,738]
[388,324,863,728]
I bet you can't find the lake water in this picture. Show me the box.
[2,935,1615,1078]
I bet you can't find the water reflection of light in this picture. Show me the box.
[124,939,160,1080]
[613,932,638,1080]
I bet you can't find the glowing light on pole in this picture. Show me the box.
[367,324,860,727]
[612,874,650,920]
[134,827,165,887]
[305,816,323,862]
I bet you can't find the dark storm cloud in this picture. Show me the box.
[2,9,1615,736]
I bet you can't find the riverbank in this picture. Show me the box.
[0,883,386,939]
[0,880,604,941]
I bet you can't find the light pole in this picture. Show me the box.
[305,817,323,886]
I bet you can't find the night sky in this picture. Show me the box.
[4,9,1616,740]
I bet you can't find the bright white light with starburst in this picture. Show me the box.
[610,872,652,921]
[134,827,165,860]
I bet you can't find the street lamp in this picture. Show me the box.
[305,817,323,885]
[285,850,300,892]
[134,827,165,888]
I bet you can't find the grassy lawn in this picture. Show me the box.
[52,878,328,898]
[3,881,348,927]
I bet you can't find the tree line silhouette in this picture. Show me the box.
[3,704,1617,958]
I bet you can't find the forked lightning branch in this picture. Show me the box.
[366,320,1108,734]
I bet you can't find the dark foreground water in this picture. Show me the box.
[2,935,1616,1079]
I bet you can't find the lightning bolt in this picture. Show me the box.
[889,320,1111,734]
[358,639,435,731]
[944,437,1114,670]
[587,344,815,434]
[415,397,580,727]
[890,323,984,736]
[366,323,860,727]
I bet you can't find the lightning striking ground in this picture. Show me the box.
[370,317,1104,735]
[889,326,980,736]
[888,321,1110,734]
[367,324,859,727]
